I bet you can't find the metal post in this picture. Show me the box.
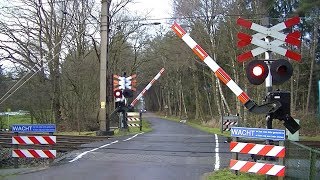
[7,114,9,129]
[49,132,54,163]
[265,45,273,131]
[119,112,123,128]
[263,17,273,131]
[278,141,284,180]
[221,115,223,134]
[14,132,18,168]
[232,137,239,175]
[139,111,142,131]
[122,111,128,129]
[318,80,320,119]
[309,150,316,180]
[98,0,110,135]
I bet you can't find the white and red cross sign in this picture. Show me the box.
[237,17,301,62]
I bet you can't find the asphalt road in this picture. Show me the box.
[6,113,232,180]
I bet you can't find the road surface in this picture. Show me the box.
[7,113,231,180]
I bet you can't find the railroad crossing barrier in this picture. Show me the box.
[221,114,239,132]
[127,112,142,131]
[10,124,56,168]
[229,141,286,177]
[229,127,286,177]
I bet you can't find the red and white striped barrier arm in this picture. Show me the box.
[12,149,56,158]
[12,136,56,145]
[230,141,285,158]
[230,159,285,177]
[171,22,250,106]
[130,68,165,107]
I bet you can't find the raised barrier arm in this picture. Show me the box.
[130,68,165,107]
[171,22,280,114]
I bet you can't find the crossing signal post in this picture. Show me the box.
[113,73,137,129]
[237,16,302,134]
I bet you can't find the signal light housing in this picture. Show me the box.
[270,59,293,85]
[246,59,293,85]
[123,89,133,98]
[113,89,122,98]
[246,60,268,85]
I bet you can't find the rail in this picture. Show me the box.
[0,132,111,152]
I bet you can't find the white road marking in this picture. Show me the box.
[69,140,119,162]
[214,134,220,170]
[69,132,145,163]
[123,132,144,142]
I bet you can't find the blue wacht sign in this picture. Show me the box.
[231,127,285,141]
[11,124,56,133]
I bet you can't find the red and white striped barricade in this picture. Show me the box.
[221,115,239,132]
[236,17,301,62]
[230,141,285,158]
[12,149,56,159]
[230,159,285,177]
[12,135,56,159]
[229,141,286,177]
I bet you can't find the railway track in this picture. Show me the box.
[1,132,319,151]
[0,132,111,152]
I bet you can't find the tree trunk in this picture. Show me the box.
[305,21,318,113]
[179,72,182,119]
[214,76,222,119]
[155,86,162,111]
[203,69,213,120]
[166,82,172,115]
[193,71,202,120]
[217,79,231,114]
[181,86,188,118]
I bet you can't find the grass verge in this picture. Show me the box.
[0,115,32,129]
[203,169,265,180]
[113,119,152,136]
[163,116,231,137]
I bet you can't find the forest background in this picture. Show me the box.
[0,0,319,135]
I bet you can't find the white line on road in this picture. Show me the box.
[214,134,220,170]
[123,132,144,142]
[69,140,119,162]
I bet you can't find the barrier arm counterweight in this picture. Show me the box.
[171,22,280,114]
[130,68,165,107]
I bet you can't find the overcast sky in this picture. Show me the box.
[126,0,173,22]
[0,0,174,69]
